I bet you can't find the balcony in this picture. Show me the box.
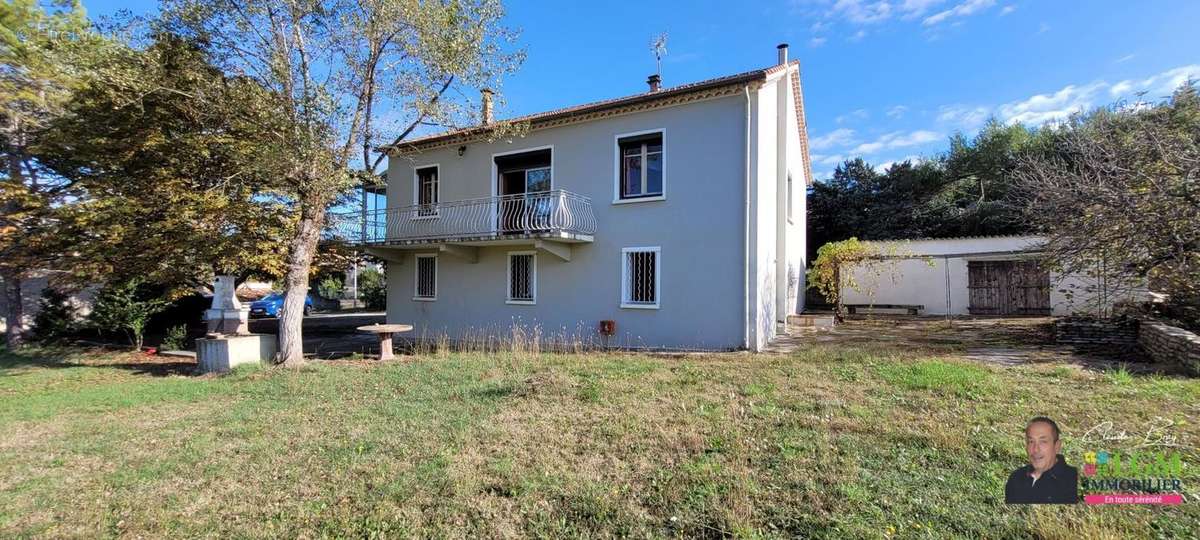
[329,190,596,261]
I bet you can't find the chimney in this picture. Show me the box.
[646,74,661,93]
[480,89,494,125]
[777,43,789,65]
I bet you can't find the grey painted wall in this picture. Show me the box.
[383,93,752,349]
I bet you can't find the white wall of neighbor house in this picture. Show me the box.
[839,236,1146,316]
[383,91,752,350]
[0,274,95,333]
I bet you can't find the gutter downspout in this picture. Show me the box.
[743,84,752,350]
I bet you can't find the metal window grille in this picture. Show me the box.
[624,249,658,305]
[415,256,437,299]
[508,253,535,302]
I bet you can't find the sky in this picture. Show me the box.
[81,0,1200,181]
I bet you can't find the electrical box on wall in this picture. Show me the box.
[599,320,616,336]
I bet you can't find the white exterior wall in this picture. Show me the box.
[747,69,807,350]
[840,236,1144,316]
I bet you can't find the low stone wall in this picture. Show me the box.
[1054,318,1139,349]
[1139,321,1200,376]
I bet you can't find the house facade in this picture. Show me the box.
[339,46,812,351]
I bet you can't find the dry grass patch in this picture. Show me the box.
[1,342,1197,538]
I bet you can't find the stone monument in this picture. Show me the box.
[204,275,249,335]
[197,275,276,373]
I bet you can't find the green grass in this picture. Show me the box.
[0,343,1197,538]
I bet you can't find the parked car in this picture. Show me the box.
[248,293,313,318]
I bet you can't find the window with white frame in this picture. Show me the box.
[617,132,664,200]
[507,252,536,304]
[621,247,660,308]
[415,165,438,217]
[414,254,437,300]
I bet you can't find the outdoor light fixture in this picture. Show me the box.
[458,145,467,156]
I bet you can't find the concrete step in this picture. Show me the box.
[789,314,835,328]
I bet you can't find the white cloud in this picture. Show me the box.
[811,153,849,166]
[802,0,946,26]
[836,109,870,124]
[923,0,995,26]
[850,130,941,154]
[1109,64,1200,99]
[810,128,858,150]
[874,155,923,172]
[1114,54,1136,64]
[849,29,868,41]
[1036,22,1050,34]
[886,105,909,119]
[810,36,828,47]
[996,81,1107,125]
[937,104,991,129]
[829,0,894,24]
[999,4,1015,15]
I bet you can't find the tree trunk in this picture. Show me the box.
[3,275,24,349]
[277,200,326,367]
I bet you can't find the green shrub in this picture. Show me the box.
[32,288,77,342]
[359,268,386,310]
[317,275,344,300]
[88,279,169,350]
[161,324,188,351]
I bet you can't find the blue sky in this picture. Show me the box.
[84,0,1200,180]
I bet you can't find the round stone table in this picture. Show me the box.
[356,324,413,360]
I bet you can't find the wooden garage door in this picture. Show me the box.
[967,261,1051,316]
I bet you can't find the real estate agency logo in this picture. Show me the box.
[1080,450,1185,505]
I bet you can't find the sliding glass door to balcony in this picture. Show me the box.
[496,148,553,234]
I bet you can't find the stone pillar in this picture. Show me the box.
[204,275,250,335]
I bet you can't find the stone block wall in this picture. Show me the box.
[1054,318,1139,348]
[1139,320,1200,376]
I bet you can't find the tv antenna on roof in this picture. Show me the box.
[650,33,668,76]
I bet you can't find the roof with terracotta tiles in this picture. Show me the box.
[382,61,813,184]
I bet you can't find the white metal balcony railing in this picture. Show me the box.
[330,190,596,245]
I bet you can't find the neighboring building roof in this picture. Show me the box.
[382,61,814,184]
[862,234,1044,244]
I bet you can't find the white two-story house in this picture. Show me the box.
[342,45,813,351]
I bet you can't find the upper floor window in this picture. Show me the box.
[415,165,438,217]
[616,131,664,201]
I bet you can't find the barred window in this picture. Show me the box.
[416,165,438,217]
[621,247,660,308]
[414,254,437,300]
[507,252,536,304]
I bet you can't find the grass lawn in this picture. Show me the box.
[1,340,1197,538]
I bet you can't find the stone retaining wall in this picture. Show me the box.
[1054,318,1139,348]
[1139,321,1200,376]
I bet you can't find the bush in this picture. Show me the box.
[359,268,386,310]
[317,275,344,300]
[161,324,188,350]
[32,288,77,342]
[88,279,170,350]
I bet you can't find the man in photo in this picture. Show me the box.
[1005,416,1079,504]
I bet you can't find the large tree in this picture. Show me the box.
[37,32,295,292]
[159,0,521,366]
[0,0,102,347]
[1014,83,1200,324]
